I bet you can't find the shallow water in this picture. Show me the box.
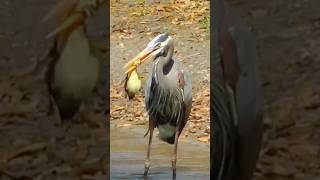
[110,124,210,180]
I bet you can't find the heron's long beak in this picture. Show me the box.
[123,46,162,74]
[46,12,85,39]
[41,0,78,23]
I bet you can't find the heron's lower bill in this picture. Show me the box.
[124,47,161,73]
[47,13,85,38]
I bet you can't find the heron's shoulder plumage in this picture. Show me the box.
[144,70,156,109]
[176,60,192,125]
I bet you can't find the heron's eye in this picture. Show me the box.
[155,43,161,48]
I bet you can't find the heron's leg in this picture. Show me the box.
[48,95,62,126]
[172,130,180,178]
[144,128,154,176]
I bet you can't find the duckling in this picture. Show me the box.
[43,0,104,121]
[124,68,143,99]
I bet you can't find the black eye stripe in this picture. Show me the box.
[147,33,169,48]
[157,34,168,43]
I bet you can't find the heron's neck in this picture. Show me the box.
[164,42,174,66]
[157,42,174,72]
[154,43,174,87]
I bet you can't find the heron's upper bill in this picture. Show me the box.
[46,13,85,39]
[43,0,105,39]
[123,33,172,74]
[123,46,162,74]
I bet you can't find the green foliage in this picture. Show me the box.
[136,8,147,16]
[163,27,173,35]
[136,0,145,5]
[200,16,210,32]
[199,16,210,38]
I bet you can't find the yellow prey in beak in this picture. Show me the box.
[124,68,142,99]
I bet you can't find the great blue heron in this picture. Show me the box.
[43,0,105,122]
[212,2,263,180]
[124,33,192,177]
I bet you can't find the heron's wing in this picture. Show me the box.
[212,78,237,180]
[177,67,192,130]
[144,70,157,136]
[144,71,155,110]
[172,58,192,107]
[179,69,192,108]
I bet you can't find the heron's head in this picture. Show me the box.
[124,33,173,74]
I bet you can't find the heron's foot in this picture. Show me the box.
[144,160,150,176]
[172,159,176,178]
[72,113,83,124]
[62,120,72,130]
[52,111,62,127]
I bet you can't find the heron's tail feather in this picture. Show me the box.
[158,123,176,144]
[159,134,175,144]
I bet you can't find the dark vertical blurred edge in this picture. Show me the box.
[210,0,219,179]
[104,0,111,178]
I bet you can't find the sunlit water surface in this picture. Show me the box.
[110,124,210,180]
